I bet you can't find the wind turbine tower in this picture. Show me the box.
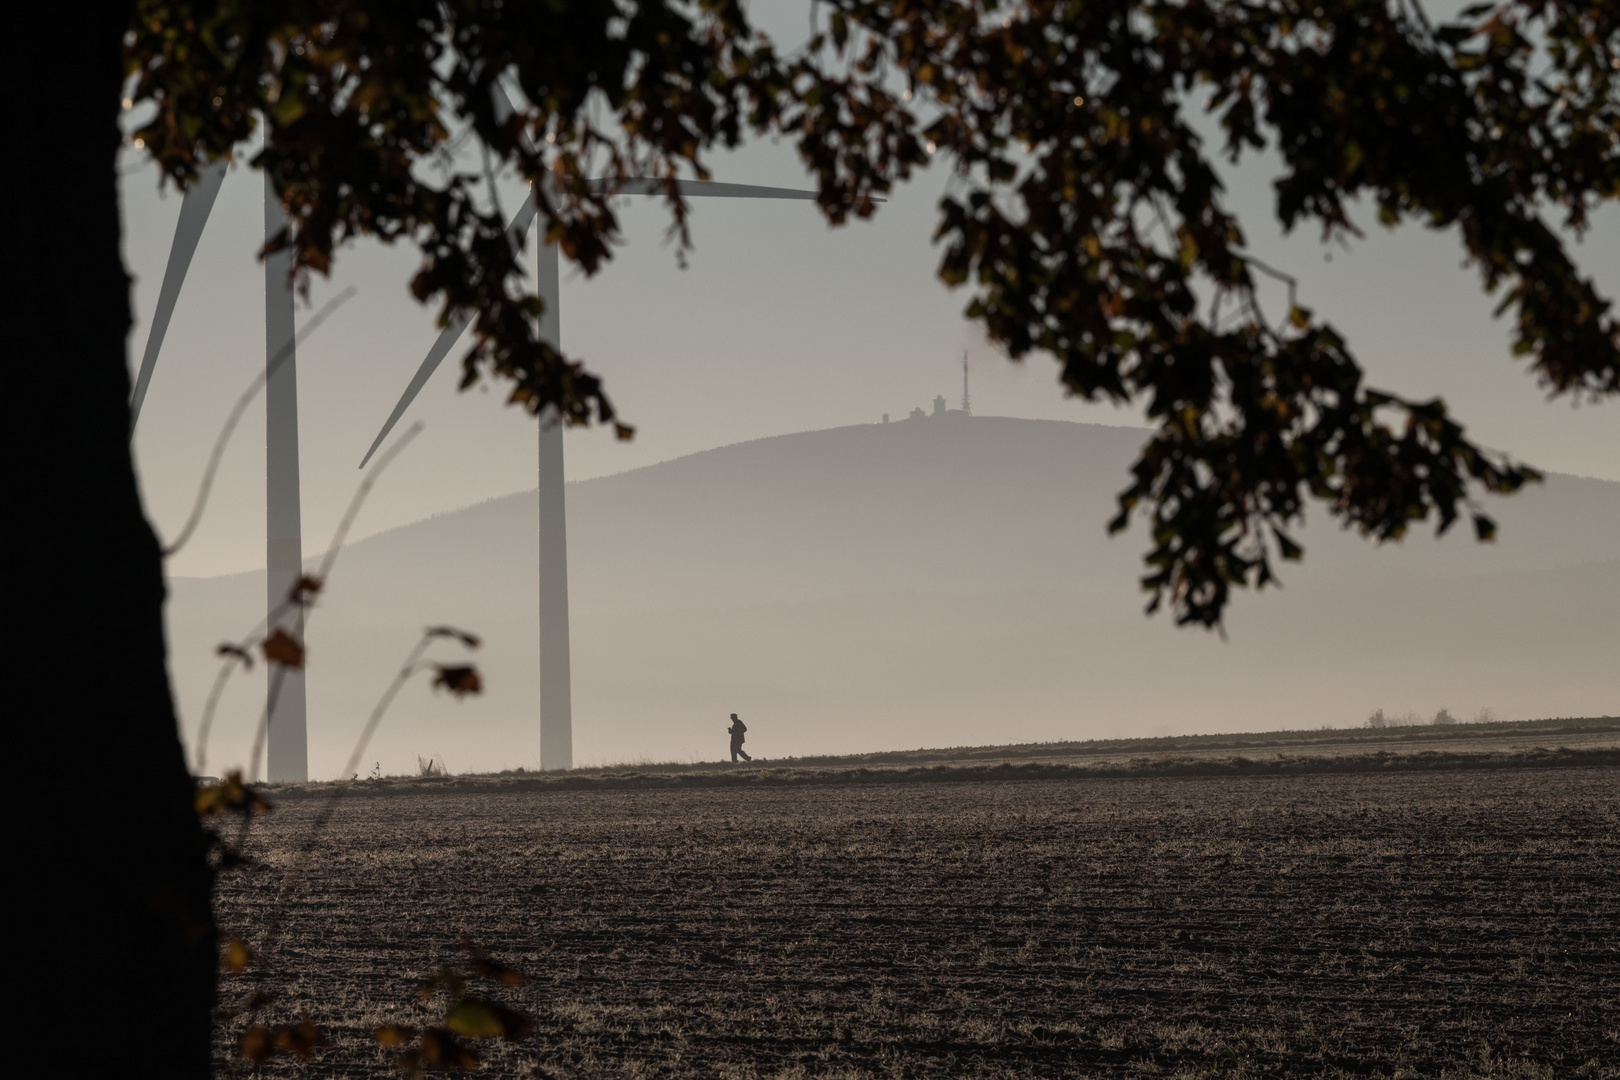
[365,176,818,771]
[131,167,311,782]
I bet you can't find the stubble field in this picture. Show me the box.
[219,766,1619,1078]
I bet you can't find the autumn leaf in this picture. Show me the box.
[289,575,324,606]
[224,936,252,973]
[417,966,466,1002]
[443,999,535,1040]
[196,770,272,818]
[462,938,527,987]
[195,785,229,817]
[426,626,481,649]
[418,1027,480,1070]
[208,833,256,873]
[215,642,254,670]
[374,1024,419,1047]
[261,627,305,668]
[240,1024,273,1064]
[272,1019,325,1059]
[432,665,482,697]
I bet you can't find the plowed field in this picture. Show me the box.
[218,766,1619,1077]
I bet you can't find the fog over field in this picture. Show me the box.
[166,415,1620,778]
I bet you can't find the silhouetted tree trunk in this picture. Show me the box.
[16,3,214,1073]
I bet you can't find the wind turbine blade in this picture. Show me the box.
[367,81,816,468]
[490,81,814,200]
[356,312,469,469]
[358,187,540,468]
[129,160,227,433]
[492,83,815,201]
[613,178,818,200]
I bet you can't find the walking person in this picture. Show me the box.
[727,713,751,762]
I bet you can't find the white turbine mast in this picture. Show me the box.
[363,84,818,771]
[131,165,312,782]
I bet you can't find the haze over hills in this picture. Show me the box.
[167,415,1620,777]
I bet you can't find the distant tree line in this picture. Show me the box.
[1366,707,1496,729]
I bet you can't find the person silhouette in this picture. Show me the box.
[727,713,751,762]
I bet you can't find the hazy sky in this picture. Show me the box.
[121,4,1619,580]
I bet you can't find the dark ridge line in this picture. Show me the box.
[650,715,1620,770]
[364,417,1149,544]
[261,745,1619,801]
[511,714,1618,778]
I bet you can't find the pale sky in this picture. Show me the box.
[121,8,1618,581]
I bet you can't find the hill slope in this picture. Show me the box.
[167,416,1620,776]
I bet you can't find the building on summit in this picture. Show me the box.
[898,357,973,423]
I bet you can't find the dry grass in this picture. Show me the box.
[263,744,1620,802]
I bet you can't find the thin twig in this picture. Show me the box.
[194,647,255,777]
[244,423,422,783]
[207,421,422,783]
[161,286,358,557]
[199,604,286,783]
[313,421,423,583]
[1241,255,1301,336]
[341,638,441,788]
[245,666,289,786]
[246,628,476,999]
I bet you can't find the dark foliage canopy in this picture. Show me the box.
[127,0,1618,624]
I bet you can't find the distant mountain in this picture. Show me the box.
[167,416,1620,776]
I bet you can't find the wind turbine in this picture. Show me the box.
[362,176,818,770]
[130,98,818,777]
[130,164,315,782]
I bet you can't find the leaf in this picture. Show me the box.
[432,665,482,697]
[238,1019,324,1062]
[443,999,535,1040]
[418,966,466,1002]
[830,11,849,49]
[290,575,324,606]
[215,642,254,670]
[462,938,527,987]
[261,627,305,668]
[195,784,229,817]
[240,1024,273,1064]
[1273,529,1303,561]
[426,626,481,649]
[272,1019,325,1059]
[196,771,273,818]
[419,1027,480,1070]
[375,1024,419,1047]
[224,936,252,973]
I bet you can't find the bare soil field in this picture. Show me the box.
[222,765,1619,1078]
